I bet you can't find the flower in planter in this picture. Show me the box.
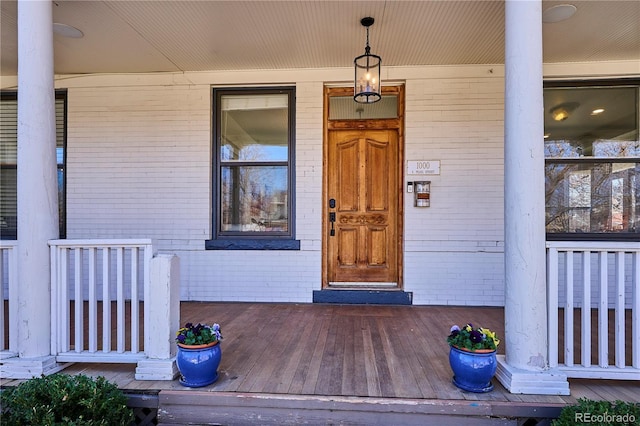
[176,322,222,346]
[447,323,500,352]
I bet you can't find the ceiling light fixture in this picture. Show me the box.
[542,4,577,23]
[53,23,84,38]
[550,102,579,121]
[354,17,381,104]
[552,108,570,122]
[591,108,605,115]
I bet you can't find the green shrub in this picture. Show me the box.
[0,373,134,425]
[553,398,640,426]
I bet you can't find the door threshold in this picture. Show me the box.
[329,282,398,288]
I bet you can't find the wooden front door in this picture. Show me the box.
[326,129,399,286]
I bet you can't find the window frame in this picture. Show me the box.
[0,90,67,240]
[544,79,639,242]
[206,86,299,250]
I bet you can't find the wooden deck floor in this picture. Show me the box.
[2,302,638,423]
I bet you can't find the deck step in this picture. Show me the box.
[312,289,413,305]
[157,390,561,425]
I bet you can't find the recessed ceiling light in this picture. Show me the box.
[591,108,605,115]
[544,133,551,139]
[53,23,83,38]
[542,4,577,23]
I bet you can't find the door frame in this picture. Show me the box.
[322,85,405,289]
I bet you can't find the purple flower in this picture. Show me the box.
[470,330,483,343]
[177,334,186,343]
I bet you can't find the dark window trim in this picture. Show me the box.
[545,158,640,164]
[544,78,640,88]
[546,233,639,242]
[543,80,639,242]
[205,238,300,250]
[0,89,67,239]
[207,86,299,250]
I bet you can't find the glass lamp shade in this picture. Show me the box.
[354,51,381,103]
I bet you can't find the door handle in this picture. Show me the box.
[329,199,336,236]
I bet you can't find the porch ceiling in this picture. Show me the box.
[1,0,639,77]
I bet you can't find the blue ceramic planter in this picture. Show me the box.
[449,345,497,393]
[176,342,222,387]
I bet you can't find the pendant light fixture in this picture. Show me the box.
[354,17,381,104]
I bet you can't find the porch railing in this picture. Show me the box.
[0,240,18,357]
[547,241,639,380]
[49,239,154,363]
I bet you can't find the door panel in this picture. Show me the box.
[366,141,390,211]
[337,227,358,267]
[368,227,387,266]
[336,139,359,211]
[327,129,399,285]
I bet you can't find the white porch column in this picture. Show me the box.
[7,0,60,377]
[496,0,569,395]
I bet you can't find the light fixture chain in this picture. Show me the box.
[366,27,370,50]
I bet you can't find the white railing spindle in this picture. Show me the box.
[615,251,625,368]
[88,248,98,353]
[633,251,640,369]
[581,250,591,368]
[116,247,125,353]
[598,251,609,368]
[102,247,111,354]
[130,247,139,354]
[564,251,574,367]
[50,243,58,355]
[143,242,153,357]
[74,247,83,353]
[0,247,5,352]
[547,247,559,368]
[60,248,70,353]
[0,249,4,350]
[0,241,18,356]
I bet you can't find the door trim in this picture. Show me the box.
[322,85,405,289]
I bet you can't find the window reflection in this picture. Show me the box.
[220,94,288,162]
[544,84,639,237]
[221,166,288,233]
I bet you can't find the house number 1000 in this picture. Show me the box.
[407,160,440,175]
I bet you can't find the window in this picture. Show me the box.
[0,91,66,239]
[328,94,398,120]
[544,81,639,240]
[206,87,299,250]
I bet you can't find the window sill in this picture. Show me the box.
[546,233,639,242]
[205,239,300,250]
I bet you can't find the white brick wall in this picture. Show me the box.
[67,85,211,245]
[64,66,508,305]
[403,76,505,305]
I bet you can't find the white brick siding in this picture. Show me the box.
[403,76,505,306]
